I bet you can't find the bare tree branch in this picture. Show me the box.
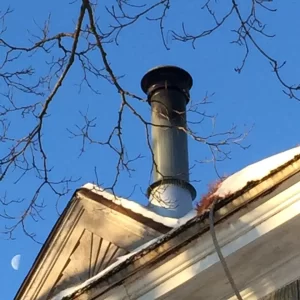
[4,0,295,240]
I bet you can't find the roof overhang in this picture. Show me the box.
[130,176,300,300]
[63,157,300,300]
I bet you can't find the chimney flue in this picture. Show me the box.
[141,65,196,218]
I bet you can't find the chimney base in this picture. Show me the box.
[148,184,193,218]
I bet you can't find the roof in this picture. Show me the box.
[51,145,300,300]
[214,146,300,197]
[81,183,197,228]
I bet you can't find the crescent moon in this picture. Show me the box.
[11,254,21,271]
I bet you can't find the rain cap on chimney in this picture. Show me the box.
[141,65,196,218]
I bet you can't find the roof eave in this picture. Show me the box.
[62,156,300,299]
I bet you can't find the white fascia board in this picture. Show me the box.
[118,181,300,300]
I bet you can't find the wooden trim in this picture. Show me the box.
[261,279,300,300]
[78,188,171,234]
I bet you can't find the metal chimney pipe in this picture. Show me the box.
[141,65,196,218]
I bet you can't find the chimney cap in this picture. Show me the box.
[141,65,193,95]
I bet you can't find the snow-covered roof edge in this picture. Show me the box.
[54,146,300,300]
[214,146,300,197]
[81,146,300,226]
[80,183,197,228]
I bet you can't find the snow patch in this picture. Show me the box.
[82,183,197,228]
[51,287,80,300]
[214,146,300,198]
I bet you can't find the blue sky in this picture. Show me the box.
[1,1,300,299]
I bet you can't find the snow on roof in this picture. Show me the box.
[214,146,300,198]
[53,146,300,300]
[83,147,300,224]
[81,183,197,228]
